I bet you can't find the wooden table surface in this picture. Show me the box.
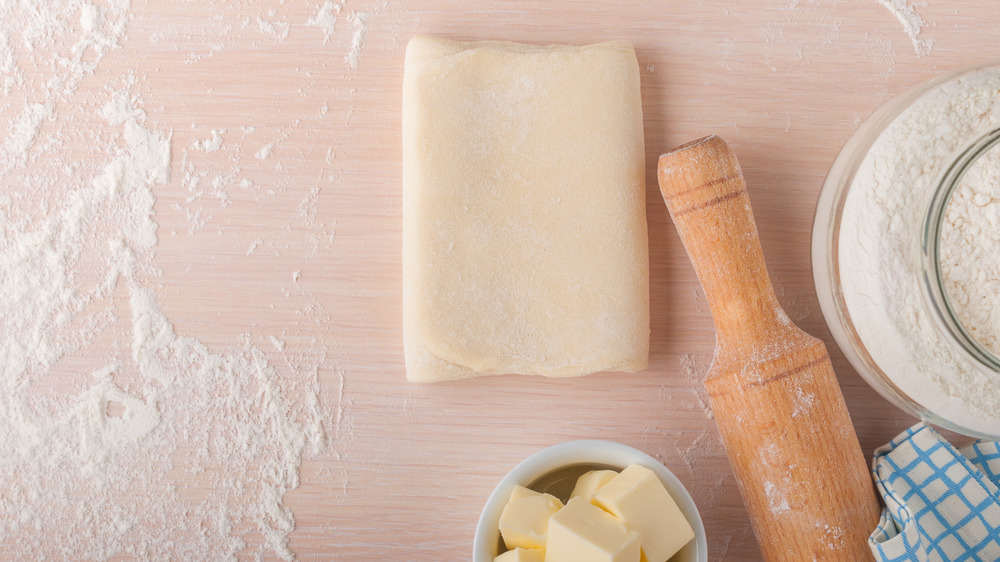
[4,1,999,560]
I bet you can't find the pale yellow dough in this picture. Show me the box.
[402,36,649,382]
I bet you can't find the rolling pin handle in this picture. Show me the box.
[658,136,788,354]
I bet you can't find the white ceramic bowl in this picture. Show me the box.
[472,440,707,562]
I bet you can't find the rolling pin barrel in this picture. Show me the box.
[658,136,880,560]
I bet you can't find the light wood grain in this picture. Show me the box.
[6,0,1000,560]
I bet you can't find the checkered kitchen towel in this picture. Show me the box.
[870,422,1000,561]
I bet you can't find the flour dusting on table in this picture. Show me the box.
[346,10,372,69]
[308,1,342,44]
[0,0,365,558]
[874,0,933,56]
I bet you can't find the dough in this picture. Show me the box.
[402,36,649,382]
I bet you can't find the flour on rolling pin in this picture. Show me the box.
[658,136,880,560]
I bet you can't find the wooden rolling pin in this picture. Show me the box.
[658,136,880,560]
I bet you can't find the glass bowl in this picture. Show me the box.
[811,60,1000,439]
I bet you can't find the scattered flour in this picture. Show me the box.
[0,1,341,559]
[875,0,934,56]
[256,15,290,42]
[247,237,264,255]
[308,0,342,44]
[678,353,713,420]
[1,94,321,561]
[271,336,287,352]
[0,30,20,95]
[2,102,50,162]
[839,66,1000,435]
[346,11,371,69]
[0,0,130,170]
[192,128,226,152]
[257,141,276,160]
[79,2,101,32]
[763,480,790,514]
[101,86,144,127]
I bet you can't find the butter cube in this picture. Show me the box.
[499,485,563,550]
[591,464,694,562]
[546,497,641,562]
[494,547,545,562]
[571,469,619,503]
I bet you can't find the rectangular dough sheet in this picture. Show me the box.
[403,36,649,382]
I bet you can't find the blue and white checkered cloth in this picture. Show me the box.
[870,422,1000,561]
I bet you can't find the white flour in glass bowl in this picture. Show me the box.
[838,65,1000,436]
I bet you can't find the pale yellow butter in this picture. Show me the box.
[570,469,618,503]
[591,464,694,562]
[498,485,563,550]
[493,547,545,562]
[546,497,641,562]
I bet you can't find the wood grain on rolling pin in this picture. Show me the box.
[658,136,881,560]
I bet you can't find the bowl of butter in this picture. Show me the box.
[473,440,707,562]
